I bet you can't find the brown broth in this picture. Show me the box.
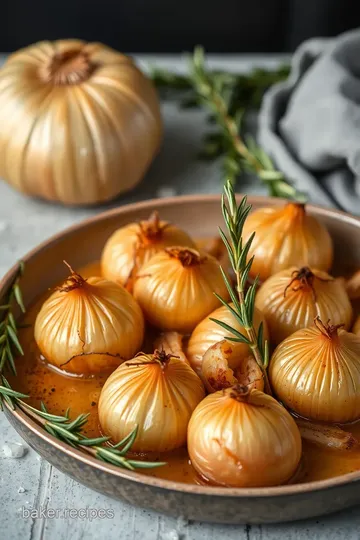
[7,260,360,486]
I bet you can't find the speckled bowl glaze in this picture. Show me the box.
[2,195,360,524]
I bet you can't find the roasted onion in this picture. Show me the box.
[353,315,360,335]
[187,304,268,375]
[345,269,360,300]
[34,265,144,375]
[201,340,264,393]
[101,212,195,289]
[154,331,189,364]
[255,266,352,344]
[269,318,360,423]
[133,247,229,333]
[98,350,205,452]
[187,385,302,487]
[243,203,333,282]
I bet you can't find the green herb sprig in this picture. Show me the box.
[213,179,272,394]
[0,265,165,471]
[189,48,306,201]
[151,47,306,202]
[151,59,290,111]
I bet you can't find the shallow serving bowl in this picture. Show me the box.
[2,194,360,524]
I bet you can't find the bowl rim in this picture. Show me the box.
[3,193,360,498]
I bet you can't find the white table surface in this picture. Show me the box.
[0,53,357,540]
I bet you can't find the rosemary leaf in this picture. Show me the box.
[78,436,110,446]
[237,233,255,272]
[218,267,242,313]
[209,317,250,344]
[126,460,167,469]
[8,312,17,331]
[14,284,26,313]
[212,295,245,328]
[0,385,28,399]
[240,257,255,291]
[257,322,265,357]
[218,228,236,269]
[5,343,16,376]
[6,324,24,355]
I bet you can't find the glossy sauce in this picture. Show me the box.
[8,260,360,486]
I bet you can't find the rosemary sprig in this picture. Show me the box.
[213,180,272,395]
[0,263,165,471]
[151,47,306,202]
[188,47,306,201]
[151,61,290,111]
[0,261,25,380]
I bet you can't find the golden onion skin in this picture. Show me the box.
[0,40,162,205]
[133,247,229,333]
[98,353,205,452]
[269,323,360,423]
[34,276,144,375]
[255,267,352,344]
[187,304,268,375]
[243,203,333,281]
[188,388,302,487]
[101,216,195,287]
[353,315,360,335]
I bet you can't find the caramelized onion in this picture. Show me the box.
[34,264,144,375]
[270,318,360,423]
[256,266,352,344]
[98,350,205,452]
[133,247,229,333]
[201,340,264,393]
[188,386,302,487]
[243,203,333,282]
[101,212,195,289]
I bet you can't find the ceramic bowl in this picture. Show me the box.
[2,195,360,524]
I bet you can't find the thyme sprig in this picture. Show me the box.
[213,180,272,395]
[0,264,165,471]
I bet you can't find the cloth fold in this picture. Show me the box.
[259,28,360,214]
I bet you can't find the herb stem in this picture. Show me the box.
[235,270,271,395]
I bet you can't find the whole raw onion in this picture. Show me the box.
[0,40,162,205]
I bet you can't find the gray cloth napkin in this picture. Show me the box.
[259,28,360,214]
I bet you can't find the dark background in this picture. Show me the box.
[3,0,360,53]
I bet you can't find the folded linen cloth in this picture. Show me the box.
[259,28,360,214]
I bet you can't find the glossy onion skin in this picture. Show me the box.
[188,389,302,487]
[133,250,229,333]
[0,40,162,205]
[34,277,144,374]
[269,326,360,423]
[255,268,352,344]
[98,355,205,452]
[243,204,333,281]
[101,221,195,286]
[353,316,360,335]
[187,304,268,375]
